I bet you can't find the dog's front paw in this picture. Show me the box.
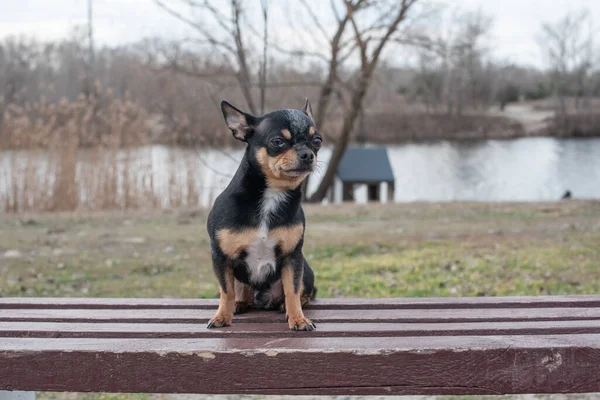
[286,313,316,331]
[207,312,233,329]
[234,301,251,315]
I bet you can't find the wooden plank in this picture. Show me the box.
[2,335,600,395]
[3,307,600,323]
[3,295,600,309]
[4,320,600,338]
[0,298,219,310]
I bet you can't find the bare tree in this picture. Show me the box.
[87,0,95,73]
[293,0,364,199]
[406,8,493,115]
[155,0,259,114]
[154,0,421,202]
[539,9,596,120]
[259,0,269,114]
[296,0,360,130]
[308,0,419,202]
[454,11,493,113]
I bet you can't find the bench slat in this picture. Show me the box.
[3,296,600,395]
[3,307,600,323]
[4,320,600,338]
[3,295,600,309]
[2,336,600,395]
[3,334,600,352]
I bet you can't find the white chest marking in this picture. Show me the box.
[246,189,289,284]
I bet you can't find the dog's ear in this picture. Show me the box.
[302,98,314,124]
[221,100,256,142]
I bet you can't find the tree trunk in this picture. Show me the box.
[314,19,348,129]
[306,0,415,202]
[308,74,370,202]
[232,0,257,115]
[302,18,349,201]
[259,0,268,114]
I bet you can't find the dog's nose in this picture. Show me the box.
[297,148,314,164]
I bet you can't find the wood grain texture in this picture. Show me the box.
[2,336,600,394]
[3,295,600,395]
[4,295,600,309]
[3,307,600,323]
[4,320,600,338]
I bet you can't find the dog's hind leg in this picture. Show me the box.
[281,260,316,331]
[279,257,316,313]
[301,256,317,306]
[234,279,253,314]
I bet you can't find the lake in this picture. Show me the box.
[2,137,599,211]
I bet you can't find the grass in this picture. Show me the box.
[1,201,599,300]
[1,200,600,400]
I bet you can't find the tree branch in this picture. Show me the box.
[370,0,418,67]
[299,0,332,43]
[345,0,368,67]
[154,0,236,54]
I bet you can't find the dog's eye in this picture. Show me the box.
[312,137,322,148]
[270,138,285,148]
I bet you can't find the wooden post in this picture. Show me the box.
[379,181,388,204]
[333,177,343,204]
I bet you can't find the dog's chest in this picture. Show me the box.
[245,189,288,283]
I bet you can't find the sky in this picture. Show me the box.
[1,0,599,69]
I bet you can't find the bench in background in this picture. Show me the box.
[2,295,600,396]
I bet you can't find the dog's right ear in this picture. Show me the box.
[221,100,256,142]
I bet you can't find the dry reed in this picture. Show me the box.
[0,84,205,212]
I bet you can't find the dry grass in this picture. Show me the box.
[1,147,203,213]
[0,82,224,212]
[0,82,148,150]
[0,82,174,211]
[363,112,525,142]
[1,201,599,299]
[555,112,600,137]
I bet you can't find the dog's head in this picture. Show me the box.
[221,99,322,190]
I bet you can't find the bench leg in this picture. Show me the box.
[0,392,35,400]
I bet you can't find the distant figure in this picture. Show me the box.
[561,190,572,200]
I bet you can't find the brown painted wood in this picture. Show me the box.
[4,320,600,338]
[3,295,600,395]
[3,307,600,323]
[3,295,600,309]
[2,335,600,395]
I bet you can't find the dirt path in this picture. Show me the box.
[489,103,554,134]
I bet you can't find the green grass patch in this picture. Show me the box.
[1,201,599,300]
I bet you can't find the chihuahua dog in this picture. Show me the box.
[206,99,322,331]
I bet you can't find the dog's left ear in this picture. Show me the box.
[221,100,257,142]
[302,98,314,124]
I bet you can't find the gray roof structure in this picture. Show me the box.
[336,147,395,183]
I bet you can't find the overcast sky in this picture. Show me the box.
[1,0,599,69]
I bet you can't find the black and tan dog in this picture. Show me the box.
[206,99,322,331]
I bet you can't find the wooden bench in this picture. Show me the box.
[2,295,600,396]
